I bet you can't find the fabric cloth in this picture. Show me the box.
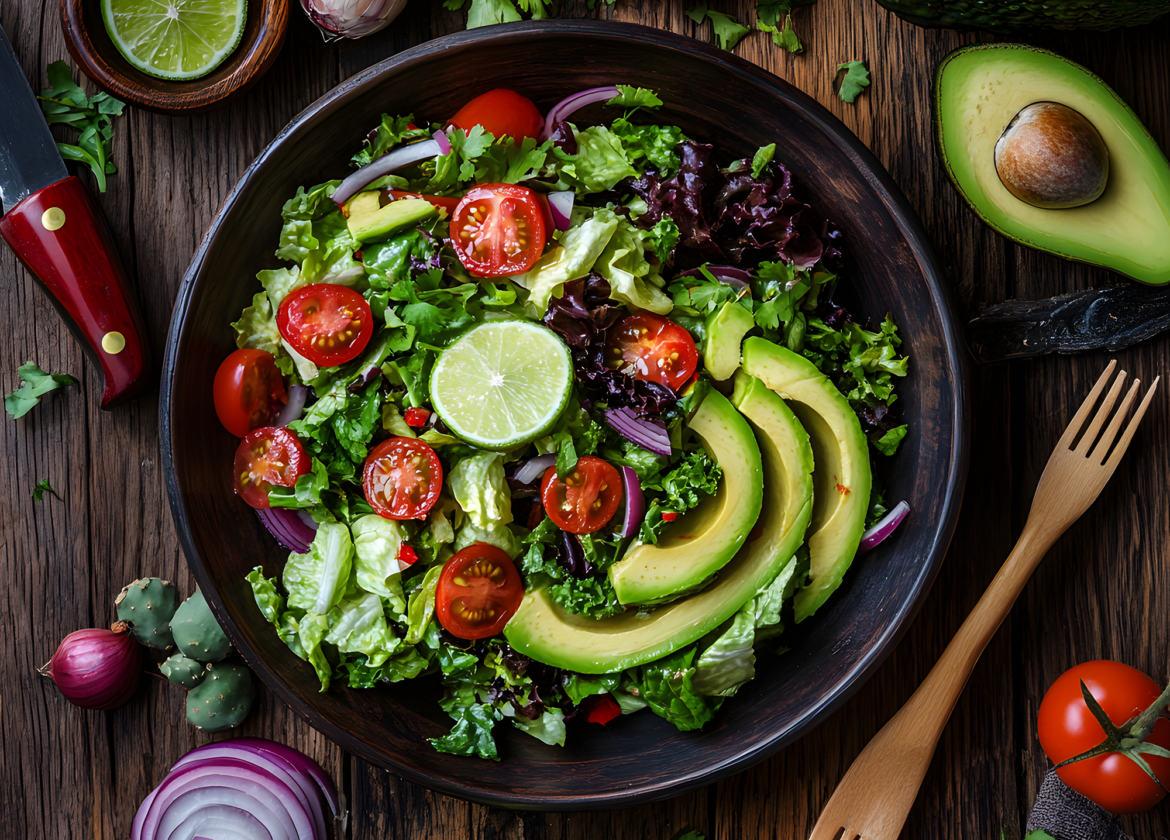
[1026,769,1131,840]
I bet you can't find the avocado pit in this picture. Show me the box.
[994,102,1109,209]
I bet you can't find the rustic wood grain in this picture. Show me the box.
[2,0,1169,837]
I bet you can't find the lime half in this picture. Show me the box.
[431,321,573,450]
[101,0,247,81]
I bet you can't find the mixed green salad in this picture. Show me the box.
[215,85,910,759]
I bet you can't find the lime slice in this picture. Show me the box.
[101,0,247,81]
[431,321,573,450]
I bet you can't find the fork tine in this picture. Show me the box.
[1089,378,1141,463]
[1074,368,1127,454]
[1104,376,1160,469]
[1059,360,1117,449]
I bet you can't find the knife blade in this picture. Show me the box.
[0,25,151,408]
[0,29,67,213]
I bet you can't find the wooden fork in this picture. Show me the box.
[809,361,1160,840]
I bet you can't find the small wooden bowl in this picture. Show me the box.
[60,0,288,114]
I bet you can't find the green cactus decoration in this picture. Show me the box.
[169,589,232,662]
[159,653,206,689]
[114,577,179,649]
[185,661,256,732]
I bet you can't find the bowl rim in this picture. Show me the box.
[161,18,970,809]
[59,0,288,114]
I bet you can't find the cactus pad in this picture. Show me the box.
[185,661,256,732]
[169,589,232,662]
[115,577,179,649]
[159,653,206,689]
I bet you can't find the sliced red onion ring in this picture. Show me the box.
[858,500,909,554]
[432,129,452,156]
[229,739,339,815]
[171,806,273,840]
[256,508,317,554]
[332,137,442,206]
[170,745,324,840]
[605,408,671,457]
[514,453,557,486]
[539,86,620,141]
[275,384,309,427]
[617,466,645,538]
[546,190,575,231]
[296,509,320,532]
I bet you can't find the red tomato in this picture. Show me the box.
[385,189,461,213]
[450,183,547,278]
[213,348,287,437]
[607,313,699,391]
[581,694,622,725]
[362,437,443,520]
[541,456,623,535]
[397,544,419,567]
[449,89,543,141]
[403,407,431,428]
[277,284,373,367]
[233,427,310,509]
[435,543,525,640]
[1038,660,1170,814]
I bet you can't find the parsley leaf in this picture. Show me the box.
[33,478,61,502]
[474,136,550,184]
[607,86,663,109]
[37,61,124,192]
[756,0,816,26]
[449,0,551,28]
[870,424,908,456]
[836,60,871,104]
[350,114,429,168]
[5,362,78,419]
[758,12,803,53]
[645,217,682,264]
[687,4,752,51]
[751,143,776,178]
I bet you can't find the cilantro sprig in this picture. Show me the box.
[33,479,62,502]
[5,362,78,419]
[37,61,124,192]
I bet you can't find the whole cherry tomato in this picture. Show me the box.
[213,348,287,437]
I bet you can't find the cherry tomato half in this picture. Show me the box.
[362,437,443,520]
[1038,660,1170,814]
[233,427,310,509]
[607,313,699,392]
[450,183,547,278]
[213,348,287,437]
[277,283,373,367]
[435,542,525,640]
[541,456,623,535]
[385,189,462,214]
[449,89,543,141]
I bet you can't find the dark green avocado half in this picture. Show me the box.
[934,43,1170,286]
[874,0,1169,31]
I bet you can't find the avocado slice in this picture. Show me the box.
[874,0,1168,31]
[344,190,381,218]
[347,197,438,245]
[741,337,871,622]
[703,299,755,381]
[608,389,763,606]
[503,374,813,673]
[935,44,1170,286]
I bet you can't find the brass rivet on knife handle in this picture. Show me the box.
[101,331,126,354]
[41,207,65,231]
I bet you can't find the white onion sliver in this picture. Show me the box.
[858,500,909,554]
[546,191,575,231]
[275,384,309,427]
[514,454,556,486]
[332,138,441,205]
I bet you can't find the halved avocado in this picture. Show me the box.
[608,389,762,606]
[935,44,1170,285]
[741,337,870,622]
[503,374,813,673]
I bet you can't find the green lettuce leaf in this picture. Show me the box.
[405,564,443,644]
[635,647,723,730]
[448,451,512,529]
[595,216,673,315]
[513,708,566,746]
[553,126,638,194]
[325,591,401,666]
[298,612,333,690]
[246,567,286,624]
[283,521,354,615]
[351,514,407,611]
[430,701,503,760]
[514,208,620,315]
[454,520,520,558]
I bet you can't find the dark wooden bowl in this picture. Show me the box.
[60,0,287,114]
[161,20,969,809]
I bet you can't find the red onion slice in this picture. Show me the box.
[514,453,557,486]
[171,806,272,840]
[275,384,309,427]
[432,129,452,156]
[539,86,620,141]
[858,500,909,554]
[256,508,317,554]
[604,408,671,456]
[617,466,645,538]
[229,739,340,815]
[169,745,324,840]
[332,138,442,206]
[546,191,575,231]
[153,787,290,840]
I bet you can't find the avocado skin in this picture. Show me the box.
[874,0,1169,31]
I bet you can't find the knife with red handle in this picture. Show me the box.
[0,26,150,408]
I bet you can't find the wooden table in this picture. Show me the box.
[2,0,1169,837]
